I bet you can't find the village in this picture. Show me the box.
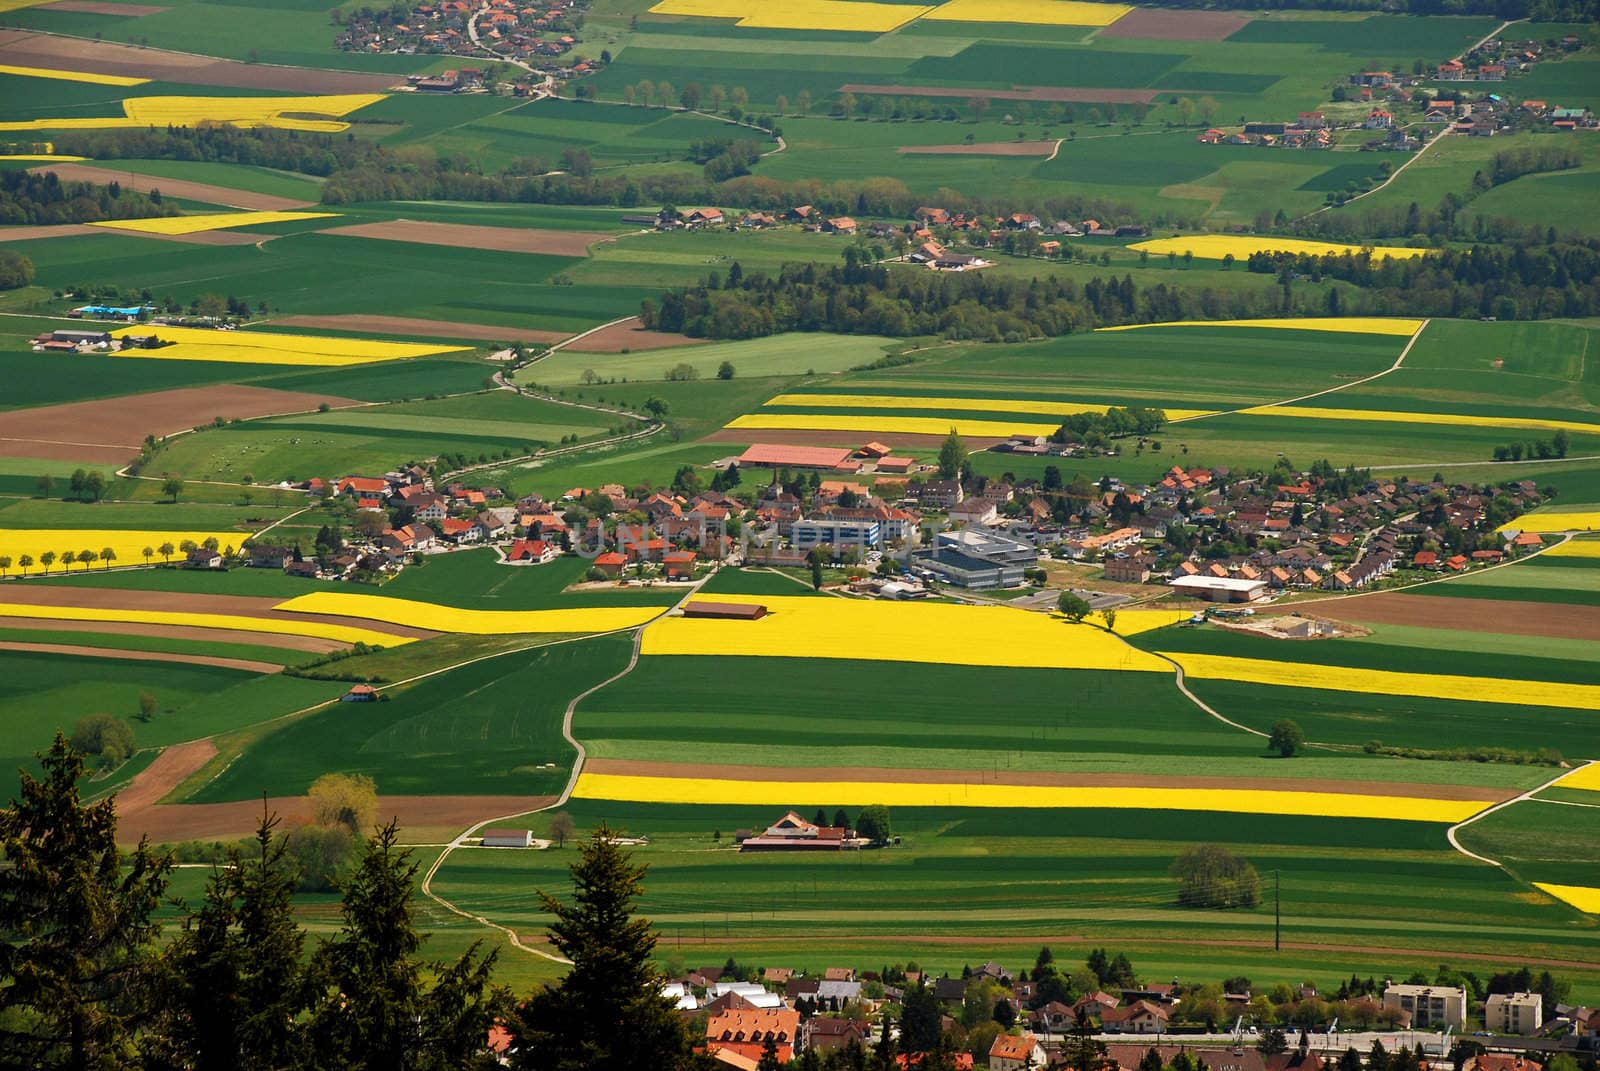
[337,0,588,75]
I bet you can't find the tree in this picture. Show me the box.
[100,547,116,570]
[993,996,1017,1027]
[78,549,97,571]
[0,734,171,1066]
[1259,1028,1289,1056]
[1171,844,1261,909]
[938,428,965,479]
[510,825,694,1070]
[548,812,576,849]
[1057,592,1092,622]
[856,804,891,846]
[18,554,32,577]
[142,546,154,567]
[0,555,9,578]
[1268,718,1305,758]
[716,360,735,380]
[162,476,184,503]
[1063,1010,1109,1071]
[137,690,158,723]
[308,772,378,835]
[308,822,503,1070]
[159,541,175,563]
[36,473,53,499]
[1099,608,1117,632]
[900,981,943,1054]
[69,713,135,766]
[810,556,824,590]
[40,551,55,575]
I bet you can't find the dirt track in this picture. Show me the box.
[899,141,1057,156]
[318,219,608,258]
[0,30,399,93]
[274,313,565,344]
[3,384,358,464]
[0,223,104,243]
[1317,591,1600,642]
[27,161,315,211]
[584,758,1516,803]
[842,83,1159,105]
[562,316,699,353]
[0,585,437,641]
[1098,8,1250,40]
[0,614,343,653]
[0,639,282,673]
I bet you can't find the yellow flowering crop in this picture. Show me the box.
[0,94,385,133]
[0,64,149,86]
[1107,609,1193,636]
[1242,405,1600,440]
[1129,236,1428,262]
[110,325,467,367]
[92,211,336,236]
[1544,538,1600,557]
[1555,763,1600,793]
[273,591,664,635]
[0,601,408,648]
[643,593,1169,672]
[762,392,1216,421]
[0,529,241,569]
[725,413,1065,438]
[0,154,87,161]
[1099,317,1424,337]
[925,0,1131,27]
[572,771,1486,823]
[1164,652,1600,713]
[649,0,931,32]
[1533,883,1600,914]
[1500,511,1600,534]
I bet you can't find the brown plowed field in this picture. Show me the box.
[0,614,342,653]
[584,758,1516,803]
[0,586,438,641]
[274,314,565,344]
[0,30,399,93]
[899,141,1057,156]
[318,219,607,257]
[0,223,103,242]
[842,83,1159,104]
[564,316,700,353]
[1098,8,1250,40]
[26,161,314,210]
[1315,590,1600,642]
[39,1,169,14]
[0,639,281,674]
[122,793,555,844]
[114,738,217,815]
[3,384,357,463]
[704,427,1005,450]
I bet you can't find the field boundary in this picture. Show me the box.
[1446,759,1593,866]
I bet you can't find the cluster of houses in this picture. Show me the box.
[339,0,584,65]
[1437,32,1584,85]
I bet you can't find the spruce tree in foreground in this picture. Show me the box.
[0,733,171,1068]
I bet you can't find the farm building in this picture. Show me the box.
[737,444,857,471]
[341,684,378,702]
[480,829,534,848]
[681,601,767,620]
[1169,575,1268,603]
[739,811,859,852]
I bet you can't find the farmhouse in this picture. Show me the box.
[1101,1000,1170,1034]
[341,684,378,702]
[1169,575,1268,603]
[505,538,556,563]
[704,1008,801,1064]
[739,811,859,852]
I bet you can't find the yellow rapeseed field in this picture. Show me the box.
[643,593,1169,672]
[1544,538,1600,557]
[273,591,664,635]
[761,392,1216,421]
[0,64,149,86]
[1243,405,1600,440]
[1129,236,1428,262]
[572,771,1485,823]
[0,154,87,161]
[0,94,385,133]
[1107,609,1194,636]
[1533,883,1600,914]
[1499,510,1600,534]
[648,0,932,32]
[725,413,1065,438]
[1164,652,1600,713]
[1555,763,1600,793]
[91,211,337,236]
[0,601,408,648]
[925,0,1131,27]
[0,529,241,570]
[110,325,467,367]
[1099,317,1424,337]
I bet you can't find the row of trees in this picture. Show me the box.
[0,169,178,226]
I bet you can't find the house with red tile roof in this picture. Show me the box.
[989,1033,1046,1070]
[704,1007,801,1064]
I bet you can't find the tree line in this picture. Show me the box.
[0,169,178,226]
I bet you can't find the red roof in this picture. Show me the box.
[594,551,626,567]
[738,444,854,469]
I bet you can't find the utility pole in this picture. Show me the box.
[1275,869,1281,952]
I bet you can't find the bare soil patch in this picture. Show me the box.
[2,384,358,463]
[1316,590,1600,642]
[0,586,438,641]
[319,219,607,258]
[564,316,700,353]
[145,229,278,246]
[1098,8,1250,41]
[898,141,1057,156]
[842,83,1159,104]
[0,30,398,93]
[114,738,216,815]
[704,427,1008,450]
[274,313,565,344]
[122,793,555,844]
[585,758,1515,803]
[0,614,342,653]
[0,223,104,242]
[39,1,169,14]
[26,161,313,211]
[0,639,281,673]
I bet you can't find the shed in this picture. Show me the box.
[1169,575,1268,603]
[481,828,534,848]
[681,601,767,620]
